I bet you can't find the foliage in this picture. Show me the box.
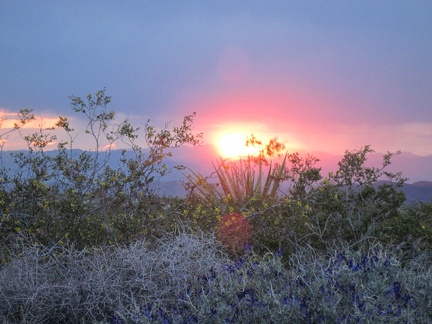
[184,137,322,235]
[1,90,431,322]
[216,212,251,254]
[186,135,322,206]
[185,140,287,208]
[378,201,432,256]
[250,146,408,256]
[184,141,409,255]
[0,89,202,261]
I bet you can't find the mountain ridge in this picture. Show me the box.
[154,179,432,204]
[0,147,430,203]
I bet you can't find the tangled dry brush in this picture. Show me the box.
[1,231,432,323]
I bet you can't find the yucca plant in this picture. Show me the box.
[185,137,289,208]
[187,156,286,202]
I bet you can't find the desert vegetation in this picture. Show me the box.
[1,90,431,323]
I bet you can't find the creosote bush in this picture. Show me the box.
[0,89,202,261]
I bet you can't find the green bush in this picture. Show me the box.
[377,201,432,257]
[0,89,202,262]
[185,142,410,257]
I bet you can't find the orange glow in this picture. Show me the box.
[179,81,353,155]
[215,131,261,159]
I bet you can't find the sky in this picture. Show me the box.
[1,1,432,163]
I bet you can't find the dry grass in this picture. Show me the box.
[0,230,228,323]
[1,232,432,323]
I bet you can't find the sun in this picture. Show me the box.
[216,132,261,159]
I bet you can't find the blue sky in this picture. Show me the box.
[1,1,432,157]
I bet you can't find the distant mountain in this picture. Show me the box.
[175,147,432,183]
[399,181,432,204]
[154,179,432,204]
[0,147,430,203]
[153,179,188,197]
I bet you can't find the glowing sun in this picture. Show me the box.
[216,132,261,159]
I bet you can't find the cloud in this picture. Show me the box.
[1,1,431,157]
[0,108,61,130]
[316,122,432,156]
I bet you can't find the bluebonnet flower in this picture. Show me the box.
[275,246,283,258]
[243,242,252,254]
[393,281,401,299]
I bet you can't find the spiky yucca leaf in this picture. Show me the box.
[187,155,288,206]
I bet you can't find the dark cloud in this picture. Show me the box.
[0,1,431,154]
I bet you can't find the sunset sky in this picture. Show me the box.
[1,1,432,161]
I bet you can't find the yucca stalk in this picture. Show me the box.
[187,154,288,206]
[269,152,287,198]
[185,169,223,201]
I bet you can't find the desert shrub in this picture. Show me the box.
[216,212,251,254]
[377,201,432,257]
[184,137,323,252]
[117,241,432,323]
[0,89,202,261]
[0,230,228,323]
[282,242,432,322]
[2,231,431,323]
[186,141,409,257]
